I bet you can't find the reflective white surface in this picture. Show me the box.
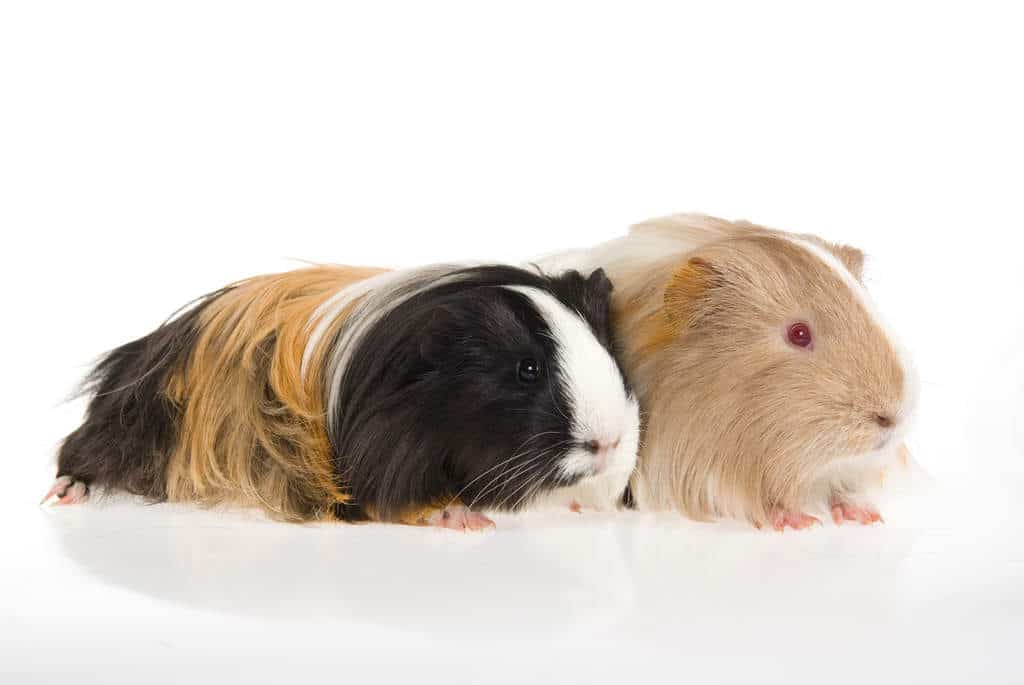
[4,467,1022,683]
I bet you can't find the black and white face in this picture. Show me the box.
[329,266,640,520]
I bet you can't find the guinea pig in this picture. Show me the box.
[540,213,918,530]
[43,264,640,530]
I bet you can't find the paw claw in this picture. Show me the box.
[41,476,88,506]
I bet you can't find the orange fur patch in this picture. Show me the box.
[164,265,387,521]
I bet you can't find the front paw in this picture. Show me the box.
[425,504,495,532]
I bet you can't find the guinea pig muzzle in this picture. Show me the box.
[581,436,622,474]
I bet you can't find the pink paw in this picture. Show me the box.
[427,504,494,532]
[568,500,583,514]
[758,510,821,531]
[41,476,89,506]
[831,501,883,525]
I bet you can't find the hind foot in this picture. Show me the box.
[831,499,883,525]
[426,504,494,532]
[41,475,89,506]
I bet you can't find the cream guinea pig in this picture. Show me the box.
[540,213,918,530]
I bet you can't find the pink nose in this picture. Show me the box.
[583,437,621,454]
[583,437,620,472]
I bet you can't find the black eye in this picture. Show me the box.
[516,358,541,384]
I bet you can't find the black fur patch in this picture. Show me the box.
[621,482,636,509]
[55,291,227,500]
[541,265,615,348]
[328,266,626,521]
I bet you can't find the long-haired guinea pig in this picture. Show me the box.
[540,213,918,530]
[44,264,640,530]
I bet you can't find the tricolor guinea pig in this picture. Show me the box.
[44,264,640,530]
[540,213,918,530]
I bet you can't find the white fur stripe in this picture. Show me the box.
[301,270,403,378]
[504,285,640,480]
[316,265,475,432]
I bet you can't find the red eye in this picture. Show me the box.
[787,322,813,348]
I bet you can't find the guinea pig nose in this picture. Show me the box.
[583,437,621,453]
[874,413,894,429]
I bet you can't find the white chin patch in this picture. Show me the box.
[557,448,598,481]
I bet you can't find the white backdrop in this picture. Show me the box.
[2,2,1022,683]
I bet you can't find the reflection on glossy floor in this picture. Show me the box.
[3,466,1022,684]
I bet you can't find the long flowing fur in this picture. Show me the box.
[54,263,637,523]
[58,265,384,521]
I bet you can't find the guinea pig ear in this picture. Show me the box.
[546,268,615,341]
[829,243,866,281]
[663,256,722,331]
[580,268,615,339]
[797,233,866,281]
[586,267,614,296]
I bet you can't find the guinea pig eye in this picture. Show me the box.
[787,322,813,349]
[516,358,541,384]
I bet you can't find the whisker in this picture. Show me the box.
[467,453,541,509]
[472,440,572,508]
[512,460,563,512]
[476,440,573,510]
[449,430,563,504]
[495,461,549,510]
[475,453,546,508]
